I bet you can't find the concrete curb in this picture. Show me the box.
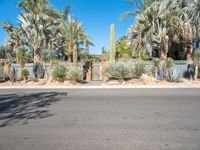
[0,85,200,89]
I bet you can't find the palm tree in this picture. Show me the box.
[64,15,89,63]
[128,0,182,59]
[18,12,64,63]
[189,0,200,49]
[18,0,59,18]
[169,0,194,61]
[16,46,30,70]
[3,22,24,52]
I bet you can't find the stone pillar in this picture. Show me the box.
[86,63,92,81]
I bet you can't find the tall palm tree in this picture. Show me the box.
[3,22,30,69]
[169,0,194,61]
[128,0,182,59]
[18,12,64,63]
[64,15,89,63]
[3,22,23,52]
[18,0,59,18]
[189,0,200,49]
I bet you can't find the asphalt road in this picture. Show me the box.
[0,89,200,150]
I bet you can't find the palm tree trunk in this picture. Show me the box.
[73,44,78,67]
[160,35,169,60]
[68,44,73,63]
[183,23,193,61]
[186,41,193,61]
[34,52,41,63]
[194,65,199,80]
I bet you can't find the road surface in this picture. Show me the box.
[0,89,200,150]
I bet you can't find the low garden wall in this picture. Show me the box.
[10,63,83,81]
[9,61,190,81]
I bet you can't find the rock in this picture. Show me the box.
[46,80,53,85]
[127,79,141,85]
[37,80,47,85]
[122,81,127,85]
[64,81,71,85]
[140,74,156,84]
[102,76,109,82]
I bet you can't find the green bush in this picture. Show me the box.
[166,57,174,69]
[133,60,147,79]
[0,66,7,82]
[102,62,134,80]
[21,68,29,79]
[153,58,161,67]
[51,63,67,81]
[30,77,39,82]
[66,67,83,82]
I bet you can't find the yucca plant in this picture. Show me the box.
[51,63,67,82]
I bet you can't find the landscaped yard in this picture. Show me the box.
[0,0,200,86]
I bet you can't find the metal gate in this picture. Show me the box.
[92,62,102,81]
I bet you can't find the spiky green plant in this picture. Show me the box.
[51,62,67,82]
[103,62,134,80]
[110,24,116,62]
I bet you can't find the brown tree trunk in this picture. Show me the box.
[68,44,73,63]
[160,35,169,60]
[34,52,41,63]
[186,41,193,61]
[194,65,199,80]
[183,23,193,61]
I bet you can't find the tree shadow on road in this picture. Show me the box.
[0,92,67,128]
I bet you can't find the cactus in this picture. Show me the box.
[110,24,116,62]
[73,44,78,67]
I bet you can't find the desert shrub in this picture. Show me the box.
[66,67,83,82]
[153,58,161,67]
[51,63,67,81]
[133,60,147,78]
[0,66,8,82]
[21,68,29,79]
[158,58,180,82]
[30,77,39,82]
[102,62,134,80]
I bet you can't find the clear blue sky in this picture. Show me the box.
[0,0,137,54]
